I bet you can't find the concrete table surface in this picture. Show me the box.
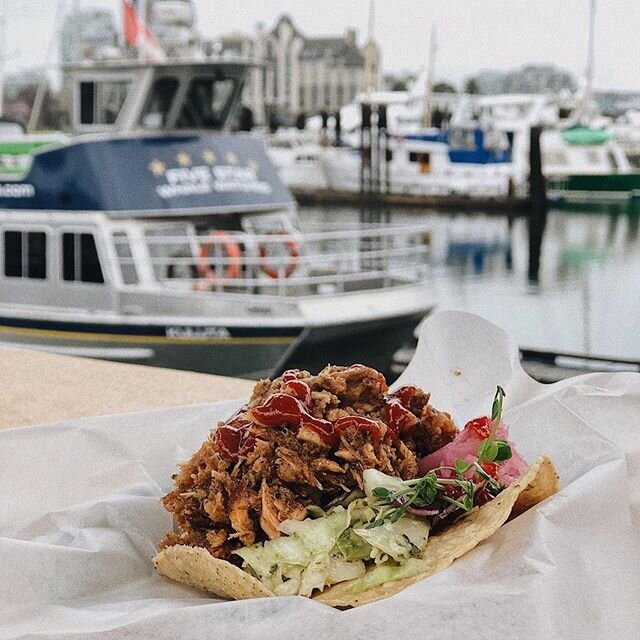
[0,346,255,429]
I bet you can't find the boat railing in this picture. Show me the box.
[115,223,433,296]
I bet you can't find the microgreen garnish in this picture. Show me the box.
[367,468,483,528]
[476,385,512,465]
[367,385,513,529]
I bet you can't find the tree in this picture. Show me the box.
[391,79,408,91]
[433,82,456,93]
[464,78,480,95]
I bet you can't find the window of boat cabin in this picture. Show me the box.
[112,232,138,285]
[585,149,601,166]
[141,78,179,129]
[176,77,237,129]
[3,230,47,279]
[144,224,195,281]
[79,79,131,126]
[409,151,431,164]
[449,129,476,150]
[62,233,104,283]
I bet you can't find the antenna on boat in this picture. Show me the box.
[0,0,7,117]
[421,23,437,128]
[27,0,68,132]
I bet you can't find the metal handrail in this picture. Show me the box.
[112,223,433,293]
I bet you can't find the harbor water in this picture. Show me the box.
[299,202,640,369]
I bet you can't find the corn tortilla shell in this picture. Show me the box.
[154,544,274,600]
[154,455,558,607]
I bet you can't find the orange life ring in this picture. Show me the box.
[258,232,300,279]
[196,231,242,287]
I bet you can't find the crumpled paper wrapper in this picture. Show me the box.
[1,311,639,639]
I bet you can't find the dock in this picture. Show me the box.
[291,187,530,212]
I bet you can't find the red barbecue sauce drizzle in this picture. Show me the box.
[383,385,420,437]
[334,415,383,446]
[248,394,385,446]
[281,370,312,406]
[213,406,255,461]
[214,367,417,460]
[249,393,332,436]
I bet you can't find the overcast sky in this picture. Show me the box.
[4,0,640,91]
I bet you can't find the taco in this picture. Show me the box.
[154,365,558,607]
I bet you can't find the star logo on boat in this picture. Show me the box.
[176,152,192,167]
[202,149,217,165]
[247,159,259,172]
[225,151,238,165]
[148,159,166,176]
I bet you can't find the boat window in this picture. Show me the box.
[449,129,476,150]
[144,225,194,281]
[79,80,131,126]
[176,77,237,129]
[544,150,568,166]
[3,230,47,279]
[608,150,619,170]
[62,232,104,283]
[586,150,601,165]
[141,77,179,129]
[112,232,139,285]
[409,152,430,164]
[270,140,294,149]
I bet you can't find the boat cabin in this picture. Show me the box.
[65,59,249,135]
[542,128,631,177]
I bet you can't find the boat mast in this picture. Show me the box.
[362,0,376,95]
[139,0,148,61]
[0,0,7,118]
[421,23,437,128]
[581,0,596,122]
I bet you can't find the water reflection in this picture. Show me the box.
[300,203,640,362]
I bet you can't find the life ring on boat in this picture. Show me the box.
[196,231,242,287]
[258,232,300,279]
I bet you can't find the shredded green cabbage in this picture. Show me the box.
[234,472,431,597]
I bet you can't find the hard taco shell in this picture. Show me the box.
[154,455,559,608]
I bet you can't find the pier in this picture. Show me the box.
[292,187,529,212]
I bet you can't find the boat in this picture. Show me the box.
[265,128,328,191]
[543,126,640,202]
[0,59,435,378]
[320,133,511,198]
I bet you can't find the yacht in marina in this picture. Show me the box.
[319,133,511,199]
[0,59,434,378]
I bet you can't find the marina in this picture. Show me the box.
[0,0,639,383]
[1,1,640,638]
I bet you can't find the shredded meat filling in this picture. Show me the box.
[160,364,457,561]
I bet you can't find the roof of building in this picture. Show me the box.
[301,37,364,66]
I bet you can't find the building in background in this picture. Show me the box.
[146,0,199,59]
[60,7,120,64]
[466,64,577,95]
[213,14,380,126]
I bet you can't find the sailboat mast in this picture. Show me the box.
[422,23,437,128]
[583,0,596,119]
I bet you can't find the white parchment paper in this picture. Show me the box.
[1,311,639,640]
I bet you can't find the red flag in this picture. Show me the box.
[123,0,166,62]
